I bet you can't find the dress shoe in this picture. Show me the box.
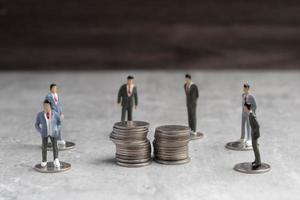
[41,162,47,167]
[245,140,252,147]
[54,158,60,168]
[252,164,261,170]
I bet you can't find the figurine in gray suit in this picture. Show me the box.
[117,76,138,122]
[45,83,65,146]
[184,74,199,136]
[244,102,261,170]
[35,100,61,168]
[241,83,257,146]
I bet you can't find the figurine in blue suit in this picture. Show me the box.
[45,83,65,146]
[35,100,61,168]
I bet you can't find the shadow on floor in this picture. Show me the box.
[91,157,116,166]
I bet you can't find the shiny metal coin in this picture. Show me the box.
[116,160,152,168]
[153,125,190,165]
[234,162,271,174]
[114,121,150,129]
[154,157,191,165]
[190,132,204,140]
[155,125,190,132]
[33,161,71,173]
[225,141,253,151]
[111,121,152,167]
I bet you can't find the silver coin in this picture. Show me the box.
[111,121,152,167]
[153,125,190,165]
[33,161,71,173]
[116,160,152,168]
[114,121,150,129]
[234,162,271,174]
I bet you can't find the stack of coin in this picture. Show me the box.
[110,121,152,167]
[153,125,191,165]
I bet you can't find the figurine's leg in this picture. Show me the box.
[50,137,59,160]
[57,127,62,141]
[127,106,133,121]
[42,137,48,162]
[190,106,197,132]
[252,136,261,166]
[241,114,246,140]
[121,106,126,122]
[187,106,192,130]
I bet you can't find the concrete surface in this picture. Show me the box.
[0,70,299,200]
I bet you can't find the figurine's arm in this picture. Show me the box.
[117,86,122,104]
[250,115,259,133]
[251,96,257,113]
[134,87,138,107]
[195,85,199,99]
[35,114,42,133]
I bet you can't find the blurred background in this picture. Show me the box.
[1,0,300,70]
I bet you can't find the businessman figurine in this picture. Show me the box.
[233,103,270,174]
[226,83,257,150]
[240,83,257,147]
[45,83,66,147]
[117,76,138,122]
[184,74,203,140]
[244,103,261,169]
[35,100,61,168]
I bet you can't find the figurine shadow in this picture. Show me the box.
[91,157,116,166]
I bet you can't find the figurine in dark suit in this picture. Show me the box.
[117,76,138,122]
[184,74,199,136]
[244,102,261,170]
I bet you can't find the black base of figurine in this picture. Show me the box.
[225,141,253,151]
[154,157,191,165]
[234,162,271,174]
[46,141,76,151]
[116,160,152,168]
[190,132,204,140]
[33,161,71,173]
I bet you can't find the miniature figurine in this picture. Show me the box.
[240,83,257,147]
[117,75,138,122]
[233,103,270,174]
[35,100,61,168]
[244,103,261,169]
[184,74,203,139]
[45,83,65,147]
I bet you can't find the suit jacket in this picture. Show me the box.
[117,84,138,107]
[184,83,199,107]
[249,112,260,138]
[45,92,63,115]
[242,93,257,114]
[35,111,61,138]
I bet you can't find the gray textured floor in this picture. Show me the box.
[0,71,299,200]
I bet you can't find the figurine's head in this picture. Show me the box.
[243,102,251,113]
[127,76,134,85]
[185,74,192,84]
[50,83,57,93]
[243,83,250,93]
[43,100,51,113]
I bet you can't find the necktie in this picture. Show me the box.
[46,113,50,119]
[186,84,190,93]
[244,95,247,103]
[54,94,58,103]
[128,85,131,96]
